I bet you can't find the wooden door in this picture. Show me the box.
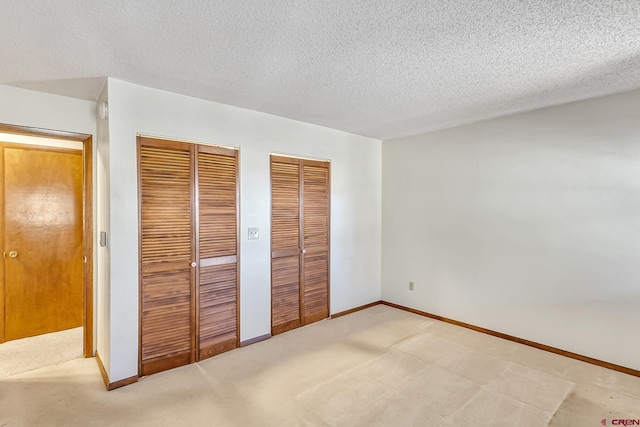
[271,156,302,335]
[3,146,83,340]
[139,138,195,376]
[270,156,329,335]
[196,145,239,360]
[302,161,330,324]
[139,137,239,375]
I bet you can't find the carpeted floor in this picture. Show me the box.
[1,306,639,426]
[0,327,83,379]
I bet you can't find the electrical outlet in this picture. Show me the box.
[248,227,259,240]
[409,281,414,291]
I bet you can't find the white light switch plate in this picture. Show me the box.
[248,227,259,240]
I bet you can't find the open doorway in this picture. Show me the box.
[0,123,93,378]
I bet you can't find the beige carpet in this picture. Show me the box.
[1,306,639,426]
[0,327,83,379]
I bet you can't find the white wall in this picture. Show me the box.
[96,82,111,375]
[0,85,96,136]
[0,84,98,351]
[382,89,640,371]
[105,78,382,382]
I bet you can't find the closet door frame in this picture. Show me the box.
[137,136,240,376]
[270,154,330,334]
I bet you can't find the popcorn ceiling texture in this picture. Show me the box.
[1,1,639,139]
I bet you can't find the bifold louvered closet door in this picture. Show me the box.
[139,137,239,376]
[196,145,239,360]
[271,155,330,335]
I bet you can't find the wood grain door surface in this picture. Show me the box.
[3,146,83,341]
[139,140,195,376]
[271,156,329,335]
[196,145,239,360]
[302,162,330,324]
[138,137,239,376]
[271,157,302,335]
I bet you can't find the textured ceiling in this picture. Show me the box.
[1,1,640,139]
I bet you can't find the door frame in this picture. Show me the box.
[0,123,94,357]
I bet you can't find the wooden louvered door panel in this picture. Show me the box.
[197,146,239,361]
[271,155,330,335]
[302,161,330,325]
[139,139,195,376]
[271,157,302,335]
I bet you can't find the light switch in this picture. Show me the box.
[248,227,259,240]
[100,231,108,247]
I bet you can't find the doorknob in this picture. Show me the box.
[191,261,197,268]
[9,250,18,258]
[301,249,306,254]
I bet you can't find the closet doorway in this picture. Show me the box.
[138,137,239,376]
[270,155,330,335]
